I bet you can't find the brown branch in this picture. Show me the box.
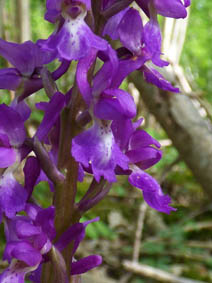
[123,261,205,283]
[132,202,148,262]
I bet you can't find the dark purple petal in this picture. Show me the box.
[15,220,41,238]
[72,121,129,182]
[33,233,51,252]
[72,218,100,255]
[35,206,56,240]
[29,264,42,283]
[129,168,176,214]
[143,19,168,67]
[10,99,31,121]
[76,49,97,105]
[126,147,162,170]
[0,173,28,218]
[5,242,42,266]
[92,46,118,96]
[111,57,145,88]
[36,92,65,141]
[94,89,136,120]
[55,223,85,252]
[45,0,62,22]
[0,39,45,76]
[0,104,26,147]
[118,8,143,55]
[0,147,16,168]
[142,66,180,92]
[78,164,85,182]
[24,156,40,199]
[111,119,134,150]
[0,68,21,90]
[129,129,161,149]
[103,8,129,40]
[136,0,187,19]
[71,255,102,275]
[184,0,190,7]
[154,0,187,18]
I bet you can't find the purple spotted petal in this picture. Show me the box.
[0,68,21,90]
[0,173,28,219]
[72,122,129,182]
[129,168,176,214]
[0,259,38,283]
[0,104,26,147]
[118,8,143,55]
[71,255,102,275]
[42,14,107,61]
[126,147,162,170]
[142,66,180,92]
[94,89,136,120]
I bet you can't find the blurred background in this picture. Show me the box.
[1,1,212,282]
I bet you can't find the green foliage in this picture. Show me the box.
[181,0,212,101]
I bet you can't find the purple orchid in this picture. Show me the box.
[112,119,176,214]
[104,7,179,92]
[0,104,26,168]
[42,0,108,61]
[0,39,52,91]
[135,0,189,19]
[0,205,102,283]
[0,0,189,280]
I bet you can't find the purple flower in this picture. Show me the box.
[0,206,102,282]
[112,119,175,214]
[42,0,108,61]
[129,167,176,214]
[72,120,129,182]
[0,104,26,168]
[0,173,28,221]
[135,0,189,19]
[0,39,51,91]
[104,7,179,92]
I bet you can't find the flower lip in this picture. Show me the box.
[63,3,85,19]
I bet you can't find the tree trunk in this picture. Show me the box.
[16,0,31,43]
[129,73,212,198]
